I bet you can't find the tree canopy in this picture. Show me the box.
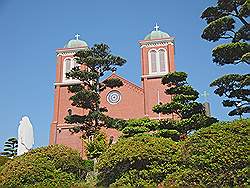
[201,0,250,117]
[97,119,249,187]
[0,137,17,158]
[153,72,204,119]
[97,135,181,187]
[201,0,249,66]
[210,73,250,116]
[65,43,126,138]
[153,72,217,138]
[164,119,249,187]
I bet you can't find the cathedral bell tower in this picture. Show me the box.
[49,34,88,154]
[139,24,176,119]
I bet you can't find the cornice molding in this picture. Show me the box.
[141,73,166,79]
[139,37,174,48]
[54,80,82,86]
[56,47,88,56]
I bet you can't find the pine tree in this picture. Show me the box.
[65,43,126,138]
[153,72,217,138]
[201,0,250,117]
[1,137,18,158]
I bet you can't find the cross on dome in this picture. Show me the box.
[154,23,160,31]
[75,34,80,40]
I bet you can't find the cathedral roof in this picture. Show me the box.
[64,34,88,48]
[144,24,170,40]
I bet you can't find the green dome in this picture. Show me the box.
[64,35,88,48]
[144,24,170,40]
[144,30,170,40]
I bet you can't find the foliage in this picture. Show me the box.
[212,42,250,65]
[122,126,150,137]
[201,0,250,117]
[154,129,180,141]
[0,137,18,158]
[65,43,126,138]
[97,135,181,187]
[0,156,9,167]
[0,145,93,187]
[201,0,249,66]
[120,118,159,137]
[153,72,204,119]
[210,73,250,117]
[202,16,235,42]
[97,118,249,187]
[0,156,9,173]
[153,72,217,139]
[126,118,159,130]
[107,117,159,131]
[108,114,217,141]
[163,118,250,187]
[105,117,127,130]
[86,133,107,159]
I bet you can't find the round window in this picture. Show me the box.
[107,90,121,104]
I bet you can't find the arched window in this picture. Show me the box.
[63,58,72,81]
[63,58,82,82]
[148,48,168,75]
[159,49,166,72]
[150,50,157,73]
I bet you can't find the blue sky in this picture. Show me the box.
[0,0,249,150]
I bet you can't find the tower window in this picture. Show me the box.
[148,48,168,74]
[150,50,157,73]
[159,49,166,72]
[63,58,79,82]
[65,59,71,73]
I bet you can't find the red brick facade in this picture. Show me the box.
[50,28,176,156]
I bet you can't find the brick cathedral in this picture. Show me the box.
[50,25,176,155]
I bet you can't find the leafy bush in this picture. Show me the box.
[154,129,180,141]
[112,115,217,141]
[122,126,150,137]
[86,133,107,159]
[0,156,9,173]
[107,117,159,131]
[106,117,127,130]
[163,118,250,187]
[126,118,159,130]
[97,119,249,187]
[0,144,93,187]
[0,156,9,167]
[97,135,182,187]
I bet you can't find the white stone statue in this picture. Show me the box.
[17,116,34,156]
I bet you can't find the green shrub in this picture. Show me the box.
[126,118,159,130]
[97,135,182,187]
[82,160,94,172]
[0,156,9,167]
[0,156,9,173]
[122,126,150,136]
[0,144,93,187]
[107,118,160,132]
[86,133,107,159]
[154,129,180,141]
[106,117,127,130]
[98,119,249,187]
[163,118,250,187]
[109,116,217,141]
